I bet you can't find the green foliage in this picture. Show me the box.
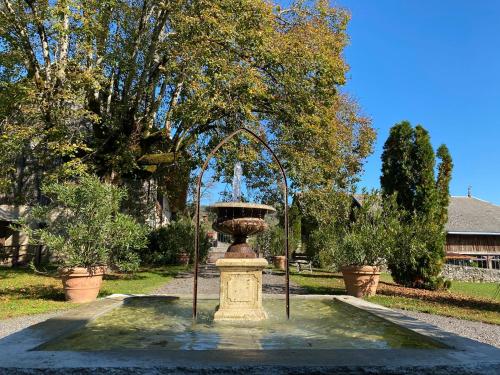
[388,216,450,290]
[299,190,352,266]
[317,191,401,269]
[381,121,436,215]
[436,144,453,227]
[253,201,302,258]
[21,175,148,272]
[0,0,374,221]
[381,121,453,290]
[253,224,287,258]
[412,125,437,216]
[144,216,211,266]
[380,121,415,212]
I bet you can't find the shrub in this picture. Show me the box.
[388,216,450,290]
[144,216,211,265]
[318,191,401,269]
[22,175,148,272]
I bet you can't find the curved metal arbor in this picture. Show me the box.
[193,127,290,319]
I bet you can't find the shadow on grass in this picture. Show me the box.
[293,273,343,280]
[300,285,345,295]
[104,266,187,281]
[103,273,147,281]
[1,265,62,279]
[0,285,66,301]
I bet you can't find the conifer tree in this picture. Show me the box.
[436,145,453,227]
[381,121,452,289]
[380,121,415,212]
[412,126,437,217]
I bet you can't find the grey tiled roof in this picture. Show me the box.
[446,197,500,234]
[353,195,500,234]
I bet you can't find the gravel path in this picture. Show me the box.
[394,308,500,348]
[0,311,64,339]
[153,264,306,295]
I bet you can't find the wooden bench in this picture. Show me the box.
[289,254,312,273]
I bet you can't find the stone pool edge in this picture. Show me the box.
[0,294,498,374]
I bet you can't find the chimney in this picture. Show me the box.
[467,185,472,198]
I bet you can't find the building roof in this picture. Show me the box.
[353,195,500,235]
[446,197,500,235]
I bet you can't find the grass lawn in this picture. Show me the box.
[0,266,184,320]
[449,281,500,300]
[291,269,500,325]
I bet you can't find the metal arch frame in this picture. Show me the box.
[193,127,290,319]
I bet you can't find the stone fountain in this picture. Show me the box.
[209,163,275,321]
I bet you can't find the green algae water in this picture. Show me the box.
[41,297,444,350]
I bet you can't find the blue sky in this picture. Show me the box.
[335,0,500,204]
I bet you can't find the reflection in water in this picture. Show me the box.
[41,298,444,351]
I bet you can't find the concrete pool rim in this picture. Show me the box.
[0,294,498,374]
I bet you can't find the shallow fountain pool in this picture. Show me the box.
[39,296,445,350]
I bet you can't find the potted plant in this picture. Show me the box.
[22,175,148,303]
[334,192,400,297]
[273,255,287,270]
[177,251,190,265]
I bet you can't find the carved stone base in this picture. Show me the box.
[214,258,268,321]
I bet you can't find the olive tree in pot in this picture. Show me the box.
[333,192,400,297]
[22,176,148,303]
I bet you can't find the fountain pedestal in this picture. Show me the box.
[214,258,268,321]
[209,202,275,321]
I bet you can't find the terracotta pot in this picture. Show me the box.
[341,266,381,297]
[273,255,287,270]
[60,266,106,303]
[178,252,190,265]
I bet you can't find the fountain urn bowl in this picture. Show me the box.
[210,202,276,258]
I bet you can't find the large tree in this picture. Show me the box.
[0,0,374,221]
[381,121,453,289]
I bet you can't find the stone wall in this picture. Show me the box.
[441,264,500,282]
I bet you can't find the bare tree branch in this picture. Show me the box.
[2,0,42,84]
[24,0,52,83]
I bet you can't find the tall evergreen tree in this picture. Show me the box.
[381,121,438,217]
[412,126,437,217]
[436,145,453,227]
[380,121,415,212]
[381,121,452,289]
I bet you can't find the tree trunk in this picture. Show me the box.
[163,162,191,219]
